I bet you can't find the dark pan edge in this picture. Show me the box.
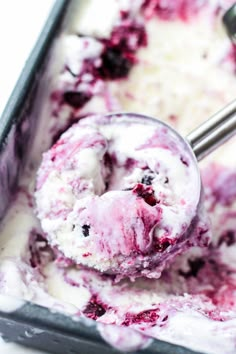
[0,302,204,354]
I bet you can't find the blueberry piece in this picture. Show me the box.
[83,296,106,320]
[141,175,154,185]
[82,225,90,237]
[99,48,132,79]
[179,258,205,278]
[63,91,92,108]
[218,230,235,247]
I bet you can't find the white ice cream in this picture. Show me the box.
[0,1,236,353]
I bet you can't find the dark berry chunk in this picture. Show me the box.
[143,194,157,206]
[103,153,113,169]
[83,296,106,320]
[122,309,159,326]
[154,238,172,252]
[218,230,235,247]
[188,258,205,277]
[103,152,113,174]
[63,91,92,108]
[141,174,154,185]
[103,153,113,191]
[82,225,90,237]
[179,257,205,278]
[99,48,133,79]
[98,21,147,80]
[29,229,55,268]
[133,183,157,206]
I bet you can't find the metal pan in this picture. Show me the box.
[0,1,204,353]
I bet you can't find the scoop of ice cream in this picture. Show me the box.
[35,114,209,279]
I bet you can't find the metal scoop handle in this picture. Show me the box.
[187,99,236,161]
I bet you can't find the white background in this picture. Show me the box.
[0,0,55,115]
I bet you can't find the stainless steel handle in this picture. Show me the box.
[186,99,236,161]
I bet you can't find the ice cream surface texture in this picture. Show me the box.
[1,0,236,354]
[35,114,207,279]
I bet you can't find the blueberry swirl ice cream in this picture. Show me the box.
[1,1,236,354]
[35,114,207,279]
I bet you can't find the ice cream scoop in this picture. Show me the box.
[34,100,236,280]
[35,111,213,280]
[187,98,236,160]
[36,96,236,280]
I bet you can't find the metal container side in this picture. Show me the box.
[0,0,68,219]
